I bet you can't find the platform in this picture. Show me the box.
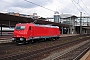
[0,36,12,43]
[80,50,90,60]
[0,34,79,43]
[60,34,79,37]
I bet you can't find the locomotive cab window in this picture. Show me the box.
[15,26,25,30]
[29,26,31,30]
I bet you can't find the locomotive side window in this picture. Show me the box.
[29,26,31,30]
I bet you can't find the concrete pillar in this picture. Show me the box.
[70,18,72,34]
[86,29,87,34]
[70,17,76,34]
[0,24,2,36]
[61,27,63,34]
[9,21,10,28]
[67,28,69,34]
[85,29,87,34]
[70,26,72,34]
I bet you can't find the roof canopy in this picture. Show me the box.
[0,13,70,27]
[60,14,77,19]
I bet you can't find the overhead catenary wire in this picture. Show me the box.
[81,0,88,8]
[81,0,90,13]
[1,0,52,17]
[72,0,90,16]
[81,0,88,9]
[71,0,81,12]
[48,0,72,13]
[24,0,55,12]
[73,0,88,13]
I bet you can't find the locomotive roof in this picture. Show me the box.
[34,24,59,28]
[17,23,59,28]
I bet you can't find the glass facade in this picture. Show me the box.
[75,17,90,26]
[54,15,60,23]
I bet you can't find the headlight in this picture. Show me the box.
[12,38,15,41]
[20,38,24,41]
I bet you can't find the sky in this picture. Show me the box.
[0,0,90,18]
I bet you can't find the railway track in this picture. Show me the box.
[0,35,81,52]
[54,40,90,60]
[0,34,90,60]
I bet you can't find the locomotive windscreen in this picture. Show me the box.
[15,26,25,30]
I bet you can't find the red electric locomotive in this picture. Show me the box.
[12,23,60,44]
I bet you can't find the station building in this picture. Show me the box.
[53,13,90,34]
[1,12,90,35]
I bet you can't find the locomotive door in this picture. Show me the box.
[28,26,32,37]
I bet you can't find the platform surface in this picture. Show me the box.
[60,34,79,37]
[80,50,90,60]
[0,36,12,43]
[0,34,79,43]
